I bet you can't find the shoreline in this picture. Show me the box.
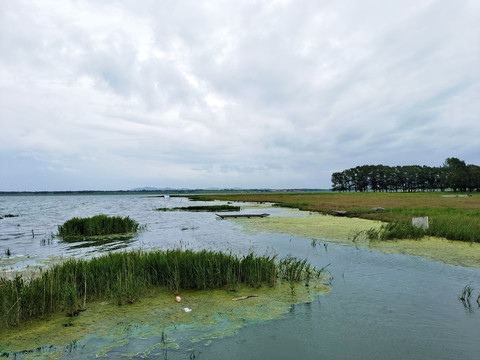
[236,210,480,269]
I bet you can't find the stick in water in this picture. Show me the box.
[232,295,258,301]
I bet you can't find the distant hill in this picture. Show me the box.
[130,187,190,191]
[0,188,330,195]
[130,187,162,191]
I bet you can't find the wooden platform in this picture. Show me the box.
[216,213,270,219]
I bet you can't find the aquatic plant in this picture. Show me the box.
[365,221,426,241]
[0,249,324,328]
[161,330,168,360]
[57,215,139,237]
[155,205,241,212]
[459,284,473,303]
[278,256,325,294]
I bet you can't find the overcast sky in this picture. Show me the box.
[1,0,479,191]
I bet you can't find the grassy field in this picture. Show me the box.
[188,192,480,243]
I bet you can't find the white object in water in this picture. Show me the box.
[184,307,192,312]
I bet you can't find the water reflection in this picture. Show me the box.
[1,195,480,359]
[59,234,136,251]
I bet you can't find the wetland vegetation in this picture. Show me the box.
[57,215,139,237]
[1,194,479,359]
[187,192,480,243]
[0,249,323,328]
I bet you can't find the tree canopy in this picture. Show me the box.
[331,158,480,192]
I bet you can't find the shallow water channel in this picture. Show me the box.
[1,194,479,359]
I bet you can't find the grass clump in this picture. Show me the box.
[366,221,426,241]
[155,205,241,212]
[278,256,327,294]
[57,215,139,237]
[0,249,325,328]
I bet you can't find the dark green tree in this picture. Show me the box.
[444,157,468,192]
[331,158,477,193]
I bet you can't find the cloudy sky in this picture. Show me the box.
[1,0,479,191]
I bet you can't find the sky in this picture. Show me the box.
[1,0,479,191]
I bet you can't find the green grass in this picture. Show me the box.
[57,215,139,237]
[364,208,480,242]
[155,205,241,212]
[0,249,324,328]
[365,221,426,241]
[189,193,480,243]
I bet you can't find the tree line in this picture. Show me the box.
[331,158,480,192]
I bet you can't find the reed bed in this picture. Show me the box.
[57,215,139,237]
[0,250,323,328]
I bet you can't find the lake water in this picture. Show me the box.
[1,194,479,359]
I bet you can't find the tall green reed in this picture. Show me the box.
[369,208,480,243]
[0,249,322,328]
[57,215,139,237]
[366,221,426,241]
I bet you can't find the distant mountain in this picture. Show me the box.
[128,187,330,193]
[130,187,162,191]
[129,186,190,191]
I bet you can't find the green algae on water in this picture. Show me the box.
[1,249,286,327]
[0,247,330,356]
[0,281,330,356]
[239,212,383,242]
[238,207,480,268]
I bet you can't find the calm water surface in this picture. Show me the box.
[1,194,479,359]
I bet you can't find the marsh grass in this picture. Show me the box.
[0,250,324,328]
[155,205,241,212]
[190,193,480,243]
[364,208,480,242]
[278,256,326,294]
[57,215,139,237]
[423,210,480,243]
[365,221,426,241]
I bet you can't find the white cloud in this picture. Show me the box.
[1,0,479,190]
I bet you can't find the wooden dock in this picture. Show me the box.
[216,213,270,219]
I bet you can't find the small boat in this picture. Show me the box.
[216,213,270,219]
